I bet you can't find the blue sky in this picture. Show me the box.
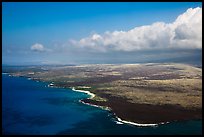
[2,2,202,65]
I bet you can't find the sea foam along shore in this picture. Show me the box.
[116,117,157,127]
[115,116,170,127]
[71,87,168,127]
[71,87,95,99]
[71,87,110,111]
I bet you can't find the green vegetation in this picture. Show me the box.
[92,96,107,102]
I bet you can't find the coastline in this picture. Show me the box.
[71,87,95,99]
[115,116,170,127]
[71,87,110,110]
[71,87,163,127]
[5,74,200,127]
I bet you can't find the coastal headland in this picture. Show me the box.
[5,63,202,125]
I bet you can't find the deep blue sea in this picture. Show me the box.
[2,74,202,135]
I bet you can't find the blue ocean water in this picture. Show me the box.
[2,74,202,135]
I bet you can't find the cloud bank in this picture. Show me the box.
[70,7,202,52]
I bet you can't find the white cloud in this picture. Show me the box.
[31,43,45,52]
[31,43,52,52]
[70,7,202,52]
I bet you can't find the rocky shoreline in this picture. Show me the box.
[81,95,202,125]
[4,63,202,127]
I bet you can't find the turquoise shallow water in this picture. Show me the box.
[2,74,202,135]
